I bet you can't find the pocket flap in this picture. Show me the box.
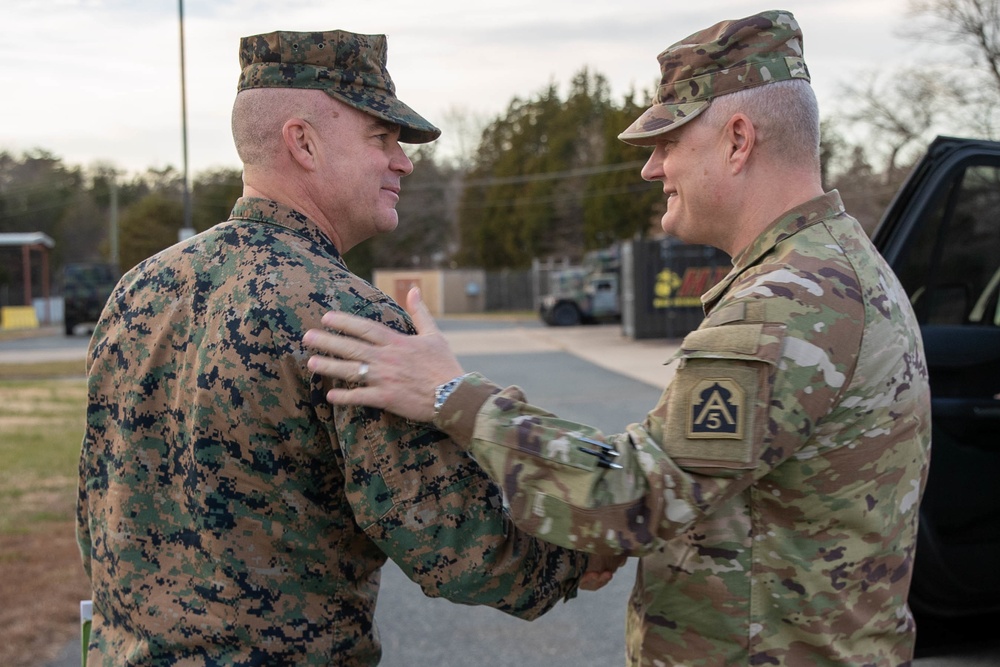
[669,322,783,366]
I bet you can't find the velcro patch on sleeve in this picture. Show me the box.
[664,363,761,471]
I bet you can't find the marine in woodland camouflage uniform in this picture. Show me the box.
[76,30,587,666]
[431,11,933,665]
[303,11,931,666]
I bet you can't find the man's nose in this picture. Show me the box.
[640,147,664,181]
[391,143,414,176]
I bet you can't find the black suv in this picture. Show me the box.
[61,263,119,336]
[872,136,1000,655]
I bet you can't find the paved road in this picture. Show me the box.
[0,327,90,365]
[13,321,999,666]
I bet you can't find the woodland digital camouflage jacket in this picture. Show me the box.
[436,191,932,666]
[77,197,586,666]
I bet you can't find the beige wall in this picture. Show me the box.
[372,269,486,316]
[440,269,485,314]
[373,270,442,315]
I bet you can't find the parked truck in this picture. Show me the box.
[62,262,119,336]
[539,247,622,326]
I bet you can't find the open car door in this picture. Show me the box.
[873,136,1000,651]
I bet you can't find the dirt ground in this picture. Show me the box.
[0,523,91,667]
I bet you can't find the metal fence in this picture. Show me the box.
[484,269,535,311]
[481,259,580,313]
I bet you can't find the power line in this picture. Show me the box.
[457,181,659,211]
[0,197,77,219]
[0,177,80,197]
[463,159,647,187]
[403,159,648,192]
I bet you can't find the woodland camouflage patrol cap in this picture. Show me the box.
[238,30,441,144]
[619,9,810,146]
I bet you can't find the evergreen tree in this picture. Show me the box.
[192,168,243,232]
[583,89,662,247]
[456,69,663,268]
[117,193,184,271]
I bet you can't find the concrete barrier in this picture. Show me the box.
[1,305,39,330]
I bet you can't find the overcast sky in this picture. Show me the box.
[1,0,917,176]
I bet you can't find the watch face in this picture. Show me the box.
[434,376,464,414]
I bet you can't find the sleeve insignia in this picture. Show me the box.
[687,379,745,440]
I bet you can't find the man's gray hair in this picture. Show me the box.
[231,88,326,167]
[702,79,820,169]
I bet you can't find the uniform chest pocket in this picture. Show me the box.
[659,322,785,476]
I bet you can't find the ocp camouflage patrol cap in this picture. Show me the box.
[618,10,810,146]
[238,30,441,144]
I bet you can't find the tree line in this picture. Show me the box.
[2,0,997,301]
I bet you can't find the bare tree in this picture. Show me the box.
[839,68,948,180]
[907,0,1000,91]
[436,105,490,171]
[829,0,1000,182]
[904,0,1000,136]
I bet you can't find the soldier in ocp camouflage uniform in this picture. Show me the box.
[303,10,933,666]
[76,29,594,666]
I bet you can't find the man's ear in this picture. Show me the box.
[282,118,317,171]
[725,113,755,174]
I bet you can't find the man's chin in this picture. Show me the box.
[376,215,400,235]
[660,215,682,239]
[661,215,706,246]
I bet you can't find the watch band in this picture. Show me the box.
[434,373,468,416]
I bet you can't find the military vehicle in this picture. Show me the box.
[539,247,621,326]
[62,262,119,336]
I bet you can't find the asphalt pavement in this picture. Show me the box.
[7,319,998,666]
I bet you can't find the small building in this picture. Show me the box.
[0,232,55,329]
[372,269,486,316]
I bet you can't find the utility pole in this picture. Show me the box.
[178,0,195,242]
[109,173,119,268]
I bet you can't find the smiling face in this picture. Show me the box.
[311,97,415,249]
[640,116,730,248]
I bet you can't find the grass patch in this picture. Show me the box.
[0,327,59,343]
[0,364,93,666]
[0,376,86,534]
[0,358,87,380]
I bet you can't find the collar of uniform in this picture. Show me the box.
[228,196,344,262]
[701,190,847,312]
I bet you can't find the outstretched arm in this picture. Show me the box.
[304,287,625,584]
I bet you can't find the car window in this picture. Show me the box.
[65,264,117,283]
[893,162,1000,326]
[969,265,1000,326]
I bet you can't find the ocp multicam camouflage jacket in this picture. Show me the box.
[435,192,931,666]
[77,197,586,666]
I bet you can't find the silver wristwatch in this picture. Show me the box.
[433,373,468,416]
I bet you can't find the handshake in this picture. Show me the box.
[579,553,628,592]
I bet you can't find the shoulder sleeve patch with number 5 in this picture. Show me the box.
[688,378,745,439]
[662,322,785,474]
